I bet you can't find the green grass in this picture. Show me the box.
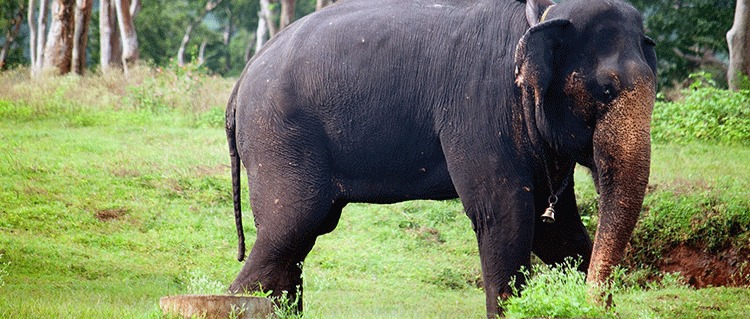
[1,70,749,318]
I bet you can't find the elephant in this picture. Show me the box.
[224,0,656,317]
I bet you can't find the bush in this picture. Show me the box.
[499,258,616,319]
[652,73,750,145]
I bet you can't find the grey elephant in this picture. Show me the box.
[225,0,656,317]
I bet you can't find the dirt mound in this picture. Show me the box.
[658,244,750,288]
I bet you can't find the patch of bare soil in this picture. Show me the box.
[658,244,750,288]
[95,207,128,222]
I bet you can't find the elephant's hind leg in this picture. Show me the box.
[228,178,338,308]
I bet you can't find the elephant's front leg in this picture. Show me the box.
[532,179,593,272]
[465,188,536,318]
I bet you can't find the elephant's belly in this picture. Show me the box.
[337,161,458,204]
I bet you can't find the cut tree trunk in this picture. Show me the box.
[71,0,93,74]
[727,0,750,90]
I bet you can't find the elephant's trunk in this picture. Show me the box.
[587,77,654,284]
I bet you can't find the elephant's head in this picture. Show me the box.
[515,0,657,283]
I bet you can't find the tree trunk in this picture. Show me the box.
[255,0,277,52]
[177,23,197,67]
[255,8,268,54]
[28,0,37,70]
[100,0,122,73]
[177,0,223,67]
[71,0,92,74]
[43,0,76,75]
[279,0,294,30]
[33,0,49,75]
[245,33,255,62]
[727,0,750,90]
[315,0,332,11]
[129,0,140,17]
[197,39,208,66]
[223,1,232,73]
[259,0,276,38]
[0,4,24,70]
[114,0,139,74]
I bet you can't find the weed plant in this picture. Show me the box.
[499,258,617,319]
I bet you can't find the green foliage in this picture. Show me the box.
[195,106,227,128]
[125,60,221,116]
[274,290,304,319]
[0,0,24,70]
[499,258,616,319]
[651,74,750,145]
[629,0,735,88]
[629,182,750,266]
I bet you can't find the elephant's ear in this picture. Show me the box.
[514,18,570,144]
[524,0,556,25]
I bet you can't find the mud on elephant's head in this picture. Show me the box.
[515,0,657,284]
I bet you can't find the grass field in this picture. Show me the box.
[1,70,749,318]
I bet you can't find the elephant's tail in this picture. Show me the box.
[226,84,245,262]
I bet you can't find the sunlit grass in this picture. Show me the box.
[0,70,748,318]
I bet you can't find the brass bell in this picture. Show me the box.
[541,205,556,224]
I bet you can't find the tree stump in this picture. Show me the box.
[160,294,274,319]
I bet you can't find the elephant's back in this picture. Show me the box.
[232,0,529,176]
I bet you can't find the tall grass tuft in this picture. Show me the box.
[0,254,8,288]
[0,62,234,128]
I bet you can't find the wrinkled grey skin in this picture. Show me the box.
[225,0,656,317]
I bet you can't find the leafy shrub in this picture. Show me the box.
[651,73,750,145]
[499,258,616,319]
